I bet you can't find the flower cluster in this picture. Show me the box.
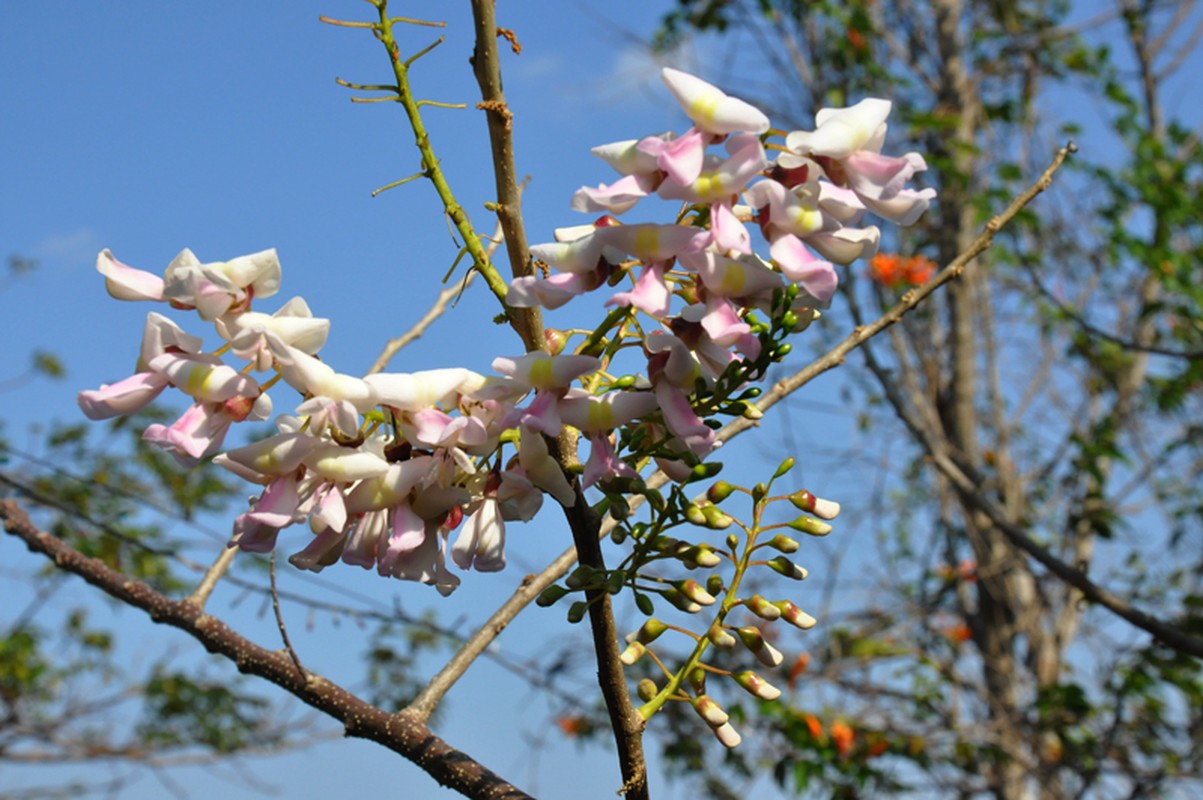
[79,68,931,602]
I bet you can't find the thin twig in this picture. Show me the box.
[186,545,238,609]
[271,553,306,680]
[0,499,535,800]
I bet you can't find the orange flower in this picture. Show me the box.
[830,720,855,759]
[868,253,936,288]
[866,738,889,758]
[556,715,591,737]
[787,652,811,689]
[802,712,823,741]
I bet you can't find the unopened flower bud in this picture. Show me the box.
[788,515,833,536]
[567,601,588,624]
[651,535,679,552]
[627,618,668,645]
[774,600,817,629]
[752,482,768,502]
[687,461,724,483]
[707,480,736,503]
[775,342,793,357]
[637,678,658,702]
[619,641,646,665]
[774,457,795,478]
[536,584,569,607]
[680,668,704,697]
[692,695,729,728]
[742,403,764,420]
[612,374,637,389]
[788,489,841,520]
[733,669,782,701]
[685,503,707,526]
[767,555,809,580]
[606,570,625,595]
[706,574,725,597]
[767,533,800,553]
[737,626,784,667]
[745,594,782,621]
[663,587,701,613]
[708,625,737,649]
[565,565,596,590]
[636,593,656,616]
[713,721,742,748]
[676,579,717,606]
[685,545,722,568]
[702,505,733,530]
[544,328,569,355]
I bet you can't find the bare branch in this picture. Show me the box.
[0,500,535,800]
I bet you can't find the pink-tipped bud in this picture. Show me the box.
[745,594,782,621]
[619,641,646,665]
[627,618,669,645]
[686,545,722,568]
[663,587,701,613]
[788,515,833,536]
[702,505,734,530]
[708,625,737,649]
[676,579,717,606]
[733,670,782,701]
[692,695,729,728]
[737,626,784,667]
[767,555,809,580]
[789,489,841,520]
[774,600,817,629]
[767,533,800,553]
[712,721,742,748]
[544,328,569,356]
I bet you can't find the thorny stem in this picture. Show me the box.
[369,4,515,331]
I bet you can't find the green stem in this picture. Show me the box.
[372,6,512,313]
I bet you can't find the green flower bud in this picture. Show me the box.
[733,669,782,701]
[745,594,782,621]
[688,667,707,696]
[737,626,784,667]
[619,641,646,665]
[775,600,817,630]
[752,482,768,503]
[706,574,725,597]
[567,601,588,624]
[612,374,637,389]
[686,545,722,568]
[780,310,799,330]
[637,679,658,702]
[608,495,631,521]
[775,342,793,357]
[536,584,569,607]
[742,403,764,420]
[773,457,796,478]
[565,565,595,590]
[692,695,729,728]
[726,533,739,551]
[675,579,717,606]
[635,593,656,616]
[687,462,724,483]
[685,503,708,526]
[767,533,800,553]
[708,625,737,649]
[767,555,809,580]
[788,515,833,536]
[701,505,733,530]
[629,618,668,645]
[606,570,625,595]
[788,489,841,520]
[663,587,701,614]
[785,282,800,302]
[707,480,736,503]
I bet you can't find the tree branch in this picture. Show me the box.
[0,499,535,800]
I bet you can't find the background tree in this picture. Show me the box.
[651,0,1203,797]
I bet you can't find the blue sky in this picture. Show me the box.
[1,3,860,798]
